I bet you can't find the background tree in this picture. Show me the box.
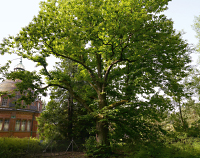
[0,0,192,152]
[38,87,93,140]
[38,58,95,140]
[162,68,200,135]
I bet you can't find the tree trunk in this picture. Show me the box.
[96,54,110,147]
[96,93,110,146]
[178,98,186,131]
[96,119,110,146]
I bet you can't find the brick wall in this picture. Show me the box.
[0,110,40,138]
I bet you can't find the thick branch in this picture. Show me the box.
[39,83,93,113]
[107,100,128,110]
[88,81,98,93]
[104,60,121,83]
[43,41,97,83]
[42,64,53,80]
[96,53,102,79]
[103,58,136,91]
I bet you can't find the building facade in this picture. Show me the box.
[0,60,42,138]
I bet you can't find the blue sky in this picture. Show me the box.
[0,0,200,70]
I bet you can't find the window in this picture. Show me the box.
[0,119,2,130]
[27,120,31,131]
[15,94,21,100]
[21,120,26,131]
[15,120,20,131]
[2,98,8,106]
[3,119,9,131]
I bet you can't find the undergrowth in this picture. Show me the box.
[111,133,200,158]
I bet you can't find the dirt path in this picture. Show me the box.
[48,152,86,158]
[24,152,86,158]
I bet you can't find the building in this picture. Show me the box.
[0,60,42,138]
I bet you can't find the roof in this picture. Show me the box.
[0,79,21,92]
[0,107,40,113]
[14,60,25,71]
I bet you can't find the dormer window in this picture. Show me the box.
[2,98,8,107]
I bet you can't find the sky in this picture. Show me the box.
[0,0,200,99]
[0,0,200,68]
[1,0,200,68]
[0,0,45,71]
[163,0,200,64]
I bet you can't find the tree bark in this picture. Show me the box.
[96,93,110,146]
[95,53,110,146]
[96,119,110,146]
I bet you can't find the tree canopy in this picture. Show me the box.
[0,0,192,151]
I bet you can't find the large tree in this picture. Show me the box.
[0,0,191,148]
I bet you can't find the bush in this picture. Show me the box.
[0,137,43,158]
[116,132,200,158]
[84,136,112,158]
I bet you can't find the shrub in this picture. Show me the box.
[0,137,43,158]
[84,136,112,158]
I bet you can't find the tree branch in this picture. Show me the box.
[42,64,53,80]
[38,83,93,113]
[104,60,121,84]
[43,41,97,84]
[88,81,98,93]
[103,58,136,91]
[107,100,128,110]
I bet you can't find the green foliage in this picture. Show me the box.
[0,0,192,149]
[37,88,94,140]
[169,112,188,132]
[0,137,43,158]
[0,60,10,81]
[165,99,200,137]
[84,136,112,158]
[112,133,200,158]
